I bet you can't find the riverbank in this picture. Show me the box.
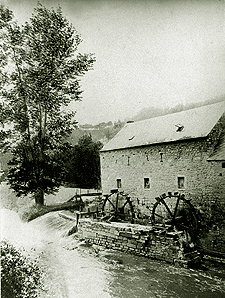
[1,209,225,298]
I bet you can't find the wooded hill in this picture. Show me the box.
[67,120,125,146]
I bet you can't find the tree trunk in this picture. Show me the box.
[34,187,44,205]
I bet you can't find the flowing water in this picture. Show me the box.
[1,208,225,298]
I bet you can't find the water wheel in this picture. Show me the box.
[102,191,135,223]
[151,192,198,244]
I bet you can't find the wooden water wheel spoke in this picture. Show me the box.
[121,197,131,209]
[154,213,165,219]
[122,202,128,209]
[172,196,180,222]
[107,198,116,209]
[161,200,173,218]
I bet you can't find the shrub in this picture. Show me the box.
[0,240,43,298]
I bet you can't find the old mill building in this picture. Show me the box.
[100,101,225,205]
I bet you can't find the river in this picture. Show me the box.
[1,208,225,298]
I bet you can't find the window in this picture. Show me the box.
[117,179,122,189]
[144,178,150,189]
[222,163,225,168]
[178,177,185,189]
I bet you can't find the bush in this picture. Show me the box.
[0,240,43,298]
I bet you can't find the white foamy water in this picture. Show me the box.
[0,208,44,251]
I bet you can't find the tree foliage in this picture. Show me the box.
[0,4,95,204]
[1,240,43,298]
[66,134,103,190]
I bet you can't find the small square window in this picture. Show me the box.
[222,163,225,168]
[117,179,122,188]
[178,177,185,189]
[144,178,150,189]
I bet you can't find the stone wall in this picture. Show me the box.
[77,219,200,267]
[100,138,225,210]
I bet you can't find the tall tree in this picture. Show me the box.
[0,4,95,204]
[66,134,103,190]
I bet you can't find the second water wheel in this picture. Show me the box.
[151,192,198,244]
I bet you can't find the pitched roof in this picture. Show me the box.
[207,141,225,161]
[101,101,225,151]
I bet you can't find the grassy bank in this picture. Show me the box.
[0,183,84,222]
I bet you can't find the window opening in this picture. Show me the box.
[159,152,163,162]
[178,177,185,189]
[117,179,122,189]
[144,178,150,189]
[222,162,225,168]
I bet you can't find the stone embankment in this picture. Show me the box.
[75,218,200,267]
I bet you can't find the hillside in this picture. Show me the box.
[128,96,225,122]
[68,120,125,146]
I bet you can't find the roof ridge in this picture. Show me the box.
[129,100,225,124]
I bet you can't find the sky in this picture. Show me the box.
[2,0,225,124]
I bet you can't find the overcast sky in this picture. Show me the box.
[2,0,225,124]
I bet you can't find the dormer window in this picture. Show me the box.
[175,124,184,132]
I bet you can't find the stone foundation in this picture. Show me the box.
[76,219,200,267]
